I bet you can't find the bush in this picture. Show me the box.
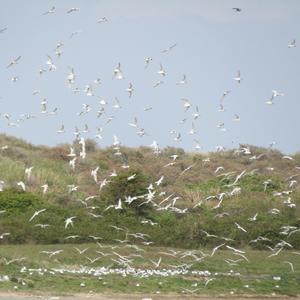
[0,188,43,212]
[101,169,151,215]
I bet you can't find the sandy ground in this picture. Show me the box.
[0,292,297,300]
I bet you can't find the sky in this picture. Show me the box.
[0,0,299,153]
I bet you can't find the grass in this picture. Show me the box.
[1,134,300,296]
[0,244,299,296]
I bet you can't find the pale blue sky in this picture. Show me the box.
[0,0,299,153]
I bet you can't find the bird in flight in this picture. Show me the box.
[234,70,242,83]
[43,6,55,15]
[7,56,21,68]
[0,27,7,33]
[29,209,47,222]
[288,39,296,48]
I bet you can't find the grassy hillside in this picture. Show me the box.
[0,133,299,249]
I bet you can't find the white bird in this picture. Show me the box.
[150,257,162,268]
[74,247,89,255]
[267,247,283,258]
[283,261,294,272]
[201,230,218,239]
[235,222,247,233]
[180,163,196,176]
[233,114,240,121]
[29,209,46,222]
[0,180,5,192]
[11,76,19,82]
[24,166,34,180]
[64,216,76,229]
[42,250,63,258]
[205,278,216,286]
[266,94,274,105]
[67,68,75,85]
[226,245,245,254]
[193,106,200,120]
[126,83,134,98]
[112,97,121,109]
[128,117,138,128]
[210,243,225,257]
[17,181,26,191]
[176,74,187,85]
[248,213,258,222]
[155,175,164,186]
[115,198,122,210]
[34,224,50,228]
[157,64,166,76]
[97,17,108,23]
[67,7,80,13]
[272,90,284,97]
[46,55,56,71]
[145,57,152,68]
[113,63,124,80]
[288,39,296,48]
[214,166,224,174]
[153,80,164,87]
[67,147,76,157]
[0,232,10,239]
[69,157,77,170]
[91,167,99,183]
[0,27,8,33]
[7,56,21,68]
[161,43,177,53]
[127,174,136,181]
[43,6,55,15]
[233,70,242,83]
[181,98,191,112]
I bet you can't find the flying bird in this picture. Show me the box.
[29,209,46,222]
[7,56,21,68]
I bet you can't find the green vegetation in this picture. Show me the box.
[0,134,300,296]
[0,134,299,249]
[0,244,299,296]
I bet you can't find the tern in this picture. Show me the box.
[97,17,108,23]
[7,56,21,68]
[29,209,46,222]
[157,64,166,76]
[43,6,55,15]
[288,39,296,48]
[67,8,80,13]
[64,216,76,229]
[176,74,187,85]
[234,70,242,83]
[113,63,124,80]
[0,27,7,33]
[126,83,134,98]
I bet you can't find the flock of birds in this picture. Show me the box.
[0,4,299,297]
